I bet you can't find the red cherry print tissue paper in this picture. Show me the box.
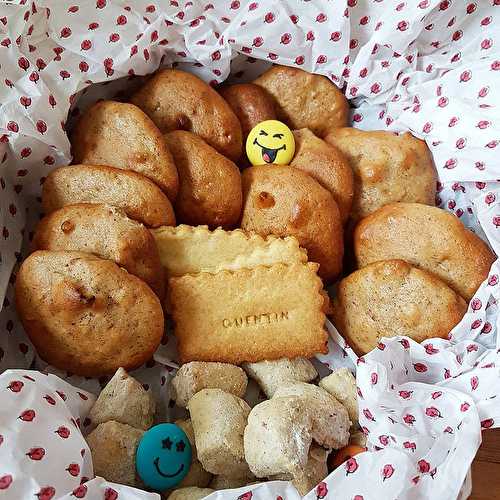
[0,1,498,499]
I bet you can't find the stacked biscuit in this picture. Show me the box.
[87,361,360,498]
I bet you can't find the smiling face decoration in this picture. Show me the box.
[246,120,295,165]
[136,423,192,491]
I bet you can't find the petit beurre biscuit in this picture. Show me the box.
[169,262,327,364]
[152,225,307,277]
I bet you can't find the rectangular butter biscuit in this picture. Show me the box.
[152,225,307,277]
[169,262,327,364]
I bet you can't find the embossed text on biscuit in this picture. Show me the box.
[222,311,289,328]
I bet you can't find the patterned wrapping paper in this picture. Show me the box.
[0,1,499,499]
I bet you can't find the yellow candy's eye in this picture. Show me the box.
[246,120,295,166]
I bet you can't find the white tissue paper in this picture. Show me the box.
[0,1,499,499]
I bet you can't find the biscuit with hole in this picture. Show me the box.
[32,203,164,298]
[131,69,242,161]
[241,165,343,282]
[15,251,164,376]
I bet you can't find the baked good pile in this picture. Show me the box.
[14,65,496,497]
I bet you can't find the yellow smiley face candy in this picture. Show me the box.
[246,120,295,166]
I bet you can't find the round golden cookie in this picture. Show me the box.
[32,204,165,299]
[15,251,164,376]
[354,203,496,301]
[332,259,467,355]
[241,165,343,282]
[291,128,353,224]
[131,69,243,161]
[324,128,437,222]
[164,131,242,228]
[253,65,349,137]
[71,100,179,201]
[219,83,277,140]
[42,165,175,228]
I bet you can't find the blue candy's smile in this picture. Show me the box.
[153,457,184,478]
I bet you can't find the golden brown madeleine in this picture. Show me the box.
[42,164,175,228]
[131,69,243,161]
[324,128,437,222]
[71,100,178,201]
[241,165,343,282]
[15,251,164,376]
[254,65,349,137]
[164,131,242,228]
[354,203,496,301]
[332,259,467,355]
[291,128,353,223]
[32,204,165,299]
[219,83,277,140]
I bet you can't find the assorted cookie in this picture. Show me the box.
[332,259,467,355]
[42,164,176,228]
[241,165,344,282]
[131,69,243,161]
[169,262,328,363]
[354,202,495,300]
[13,63,497,498]
[72,100,179,201]
[87,365,357,498]
[325,129,437,223]
[253,65,349,137]
[164,130,242,228]
[15,251,164,376]
[32,203,165,299]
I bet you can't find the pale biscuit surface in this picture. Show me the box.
[89,367,156,431]
[188,389,251,477]
[254,65,349,137]
[42,164,175,228]
[325,128,437,222]
[169,263,327,364]
[319,368,358,427]
[72,100,179,201]
[153,225,307,278]
[272,383,350,449]
[131,69,242,161]
[172,361,248,407]
[332,259,467,355]
[167,488,215,500]
[15,251,164,376]
[175,419,212,489]
[242,357,318,398]
[32,203,164,298]
[87,421,144,487]
[354,203,496,300]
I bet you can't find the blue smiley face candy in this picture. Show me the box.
[136,423,192,491]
